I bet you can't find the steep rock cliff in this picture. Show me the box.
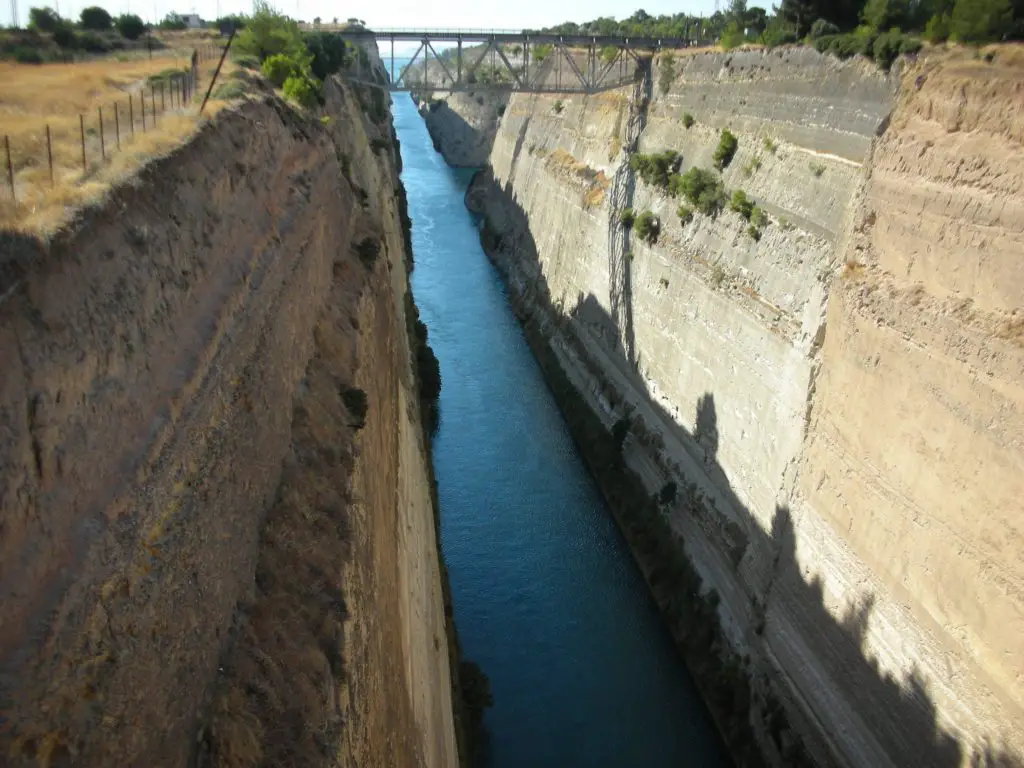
[418,91,507,166]
[0,74,458,766]
[451,46,1023,767]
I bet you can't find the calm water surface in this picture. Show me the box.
[393,93,728,768]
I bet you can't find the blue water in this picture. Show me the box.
[392,94,728,768]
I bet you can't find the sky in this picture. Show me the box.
[3,0,753,34]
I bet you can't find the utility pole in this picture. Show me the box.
[10,0,18,29]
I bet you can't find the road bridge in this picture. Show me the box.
[338,27,707,94]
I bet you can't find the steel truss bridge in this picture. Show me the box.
[338,28,706,94]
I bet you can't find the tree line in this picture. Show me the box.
[539,0,1023,47]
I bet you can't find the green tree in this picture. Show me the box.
[79,5,112,30]
[950,0,1013,40]
[158,12,187,29]
[235,1,307,62]
[304,31,350,79]
[861,0,911,28]
[28,6,62,31]
[261,52,299,86]
[115,13,145,39]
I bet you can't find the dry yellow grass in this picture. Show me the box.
[0,53,241,234]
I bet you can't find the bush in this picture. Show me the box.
[760,19,799,47]
[15,47,44,63]
[900,36,923,54]
[630,150,681,189]
[354,236,380,268]
[750,205,768,228]
[865,29,920,69]
[283,73,320,108]
[678,167,727,216]
[146,67,187,84]
[713,128,738,170]
[77,32,109,52]
[730,189,755,219]
[719,20,746,50]
[634,211,660,244]
[924,13,952,41]
[212,81,247,99]
[52,25,77,48]
[747,224,762,241]
[682,112,695,129]
[28,6,62,32]
[233,54,260,69]
[810,162,826,177]
[262,52,299,87]
[342,387,368,429]
[552,99,564,113]
[80,5,112,30]
[762,136,777,153]
[619,207,635,228]
[809,18,840,38]
[658,481,678,505]
[116,13,146,40]
[677,205,694,225]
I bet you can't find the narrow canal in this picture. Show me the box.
[393,94,728,768]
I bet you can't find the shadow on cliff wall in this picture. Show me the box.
[470,170,1020,768]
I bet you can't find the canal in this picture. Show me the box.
[393,93,728,768]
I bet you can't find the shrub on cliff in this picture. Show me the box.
[354,236,381,268]
[630,150,682,189]
[634,211,660,244]
[682,112,695,129]
[283,73,320,108]
[262,53,299,86]
[342,387,368,429]
[678,167,727,216]
[713,129,739,170]
[730,189,755,219]
[619,207,636,229]
[677,205,694,225]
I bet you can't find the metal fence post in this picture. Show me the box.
[46,125,53,185]
[161,82,166,112]
[5,136,14,203]
[98,107,105,161]
[114,103,120,149]
[79,114,86,171]
[141,91,146,132]
[151,84,157,126]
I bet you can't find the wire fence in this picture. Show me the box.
[2,43,225,208]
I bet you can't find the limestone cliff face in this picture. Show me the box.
[418,92,507,166]
[0,75,457,766]
[450,46,1023,767]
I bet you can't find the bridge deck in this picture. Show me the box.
[339,27,703,48]
[339,27,693,95]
